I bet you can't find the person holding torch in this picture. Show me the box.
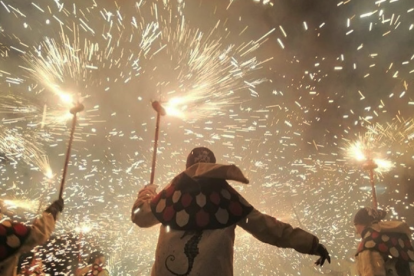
[0,199,63,276]
[131,147,331,276]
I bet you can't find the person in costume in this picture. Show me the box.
[354,207,414,276]
[75,251,109,276]
[0,199,63,276]
[131,147,331,276]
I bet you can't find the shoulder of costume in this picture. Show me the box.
[378,221,412,237]
[184,163,249,184]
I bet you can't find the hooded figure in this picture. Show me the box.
[131,147,331,276]
[75,251,109,276]
[0,199,63,276]
[354,207,414,276]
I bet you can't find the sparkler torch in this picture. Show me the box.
[58,102,84,199]
[347,139,384,210]
[362,158,378,210]
[150,101,166,185]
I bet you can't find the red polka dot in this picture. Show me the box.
[165,185,175,197]
[400,251,409,261]
[210,192,220,205]
[404,239,412,248]
[0,245,8,260]
[378,243,388,253]
[163,206,175,222]
[196,210,209,228]
[371,231,380,239]
[391,238,398,246]
[181,194,193,208]
[0,225,6,236]
[229,201,242,216]
[13,223,29,237]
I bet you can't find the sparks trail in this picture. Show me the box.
[22,27,106,98]
[367,118,414,143]
[126,9,273,120]
[0,126,51,175]
[157,20,271,119]
[0,92,39,123]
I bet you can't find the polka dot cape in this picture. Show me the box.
[0,219,31,263]
[357,228,414,262]
[151,173,253,231]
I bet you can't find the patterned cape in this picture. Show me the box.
[356,228,414,263]
[0,220,31,263]
[150,172,253,231]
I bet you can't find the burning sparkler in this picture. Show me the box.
[346,137,394,209]
[23,29,104,98]
[129,13,272,120]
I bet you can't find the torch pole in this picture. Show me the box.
[58,103,84,199]
[150,112,161,185]
[58,113,77,199]
[363,159,378,210]
[149,101,166,185]
[369,168,378,210]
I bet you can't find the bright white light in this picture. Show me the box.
[75,225,92,233]
[164,97,187,118]
[58,92,73,104]
[45,167,53,179]
[373,158,394,172]
[348,141,366,161]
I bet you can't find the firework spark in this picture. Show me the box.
[129,13,273,120]
[0,126,50,172]
[23,28,101,101]
[345,137,394,173]
[3,199,39,211]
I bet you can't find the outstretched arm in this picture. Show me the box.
[238,209,317,252]
[20,199,63,253]
[238,208,330,265]
[131,184,160,228]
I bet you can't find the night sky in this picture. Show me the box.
[0,0,413,275]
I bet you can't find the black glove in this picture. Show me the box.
[45,198,64,220]
[314,244,331,266]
